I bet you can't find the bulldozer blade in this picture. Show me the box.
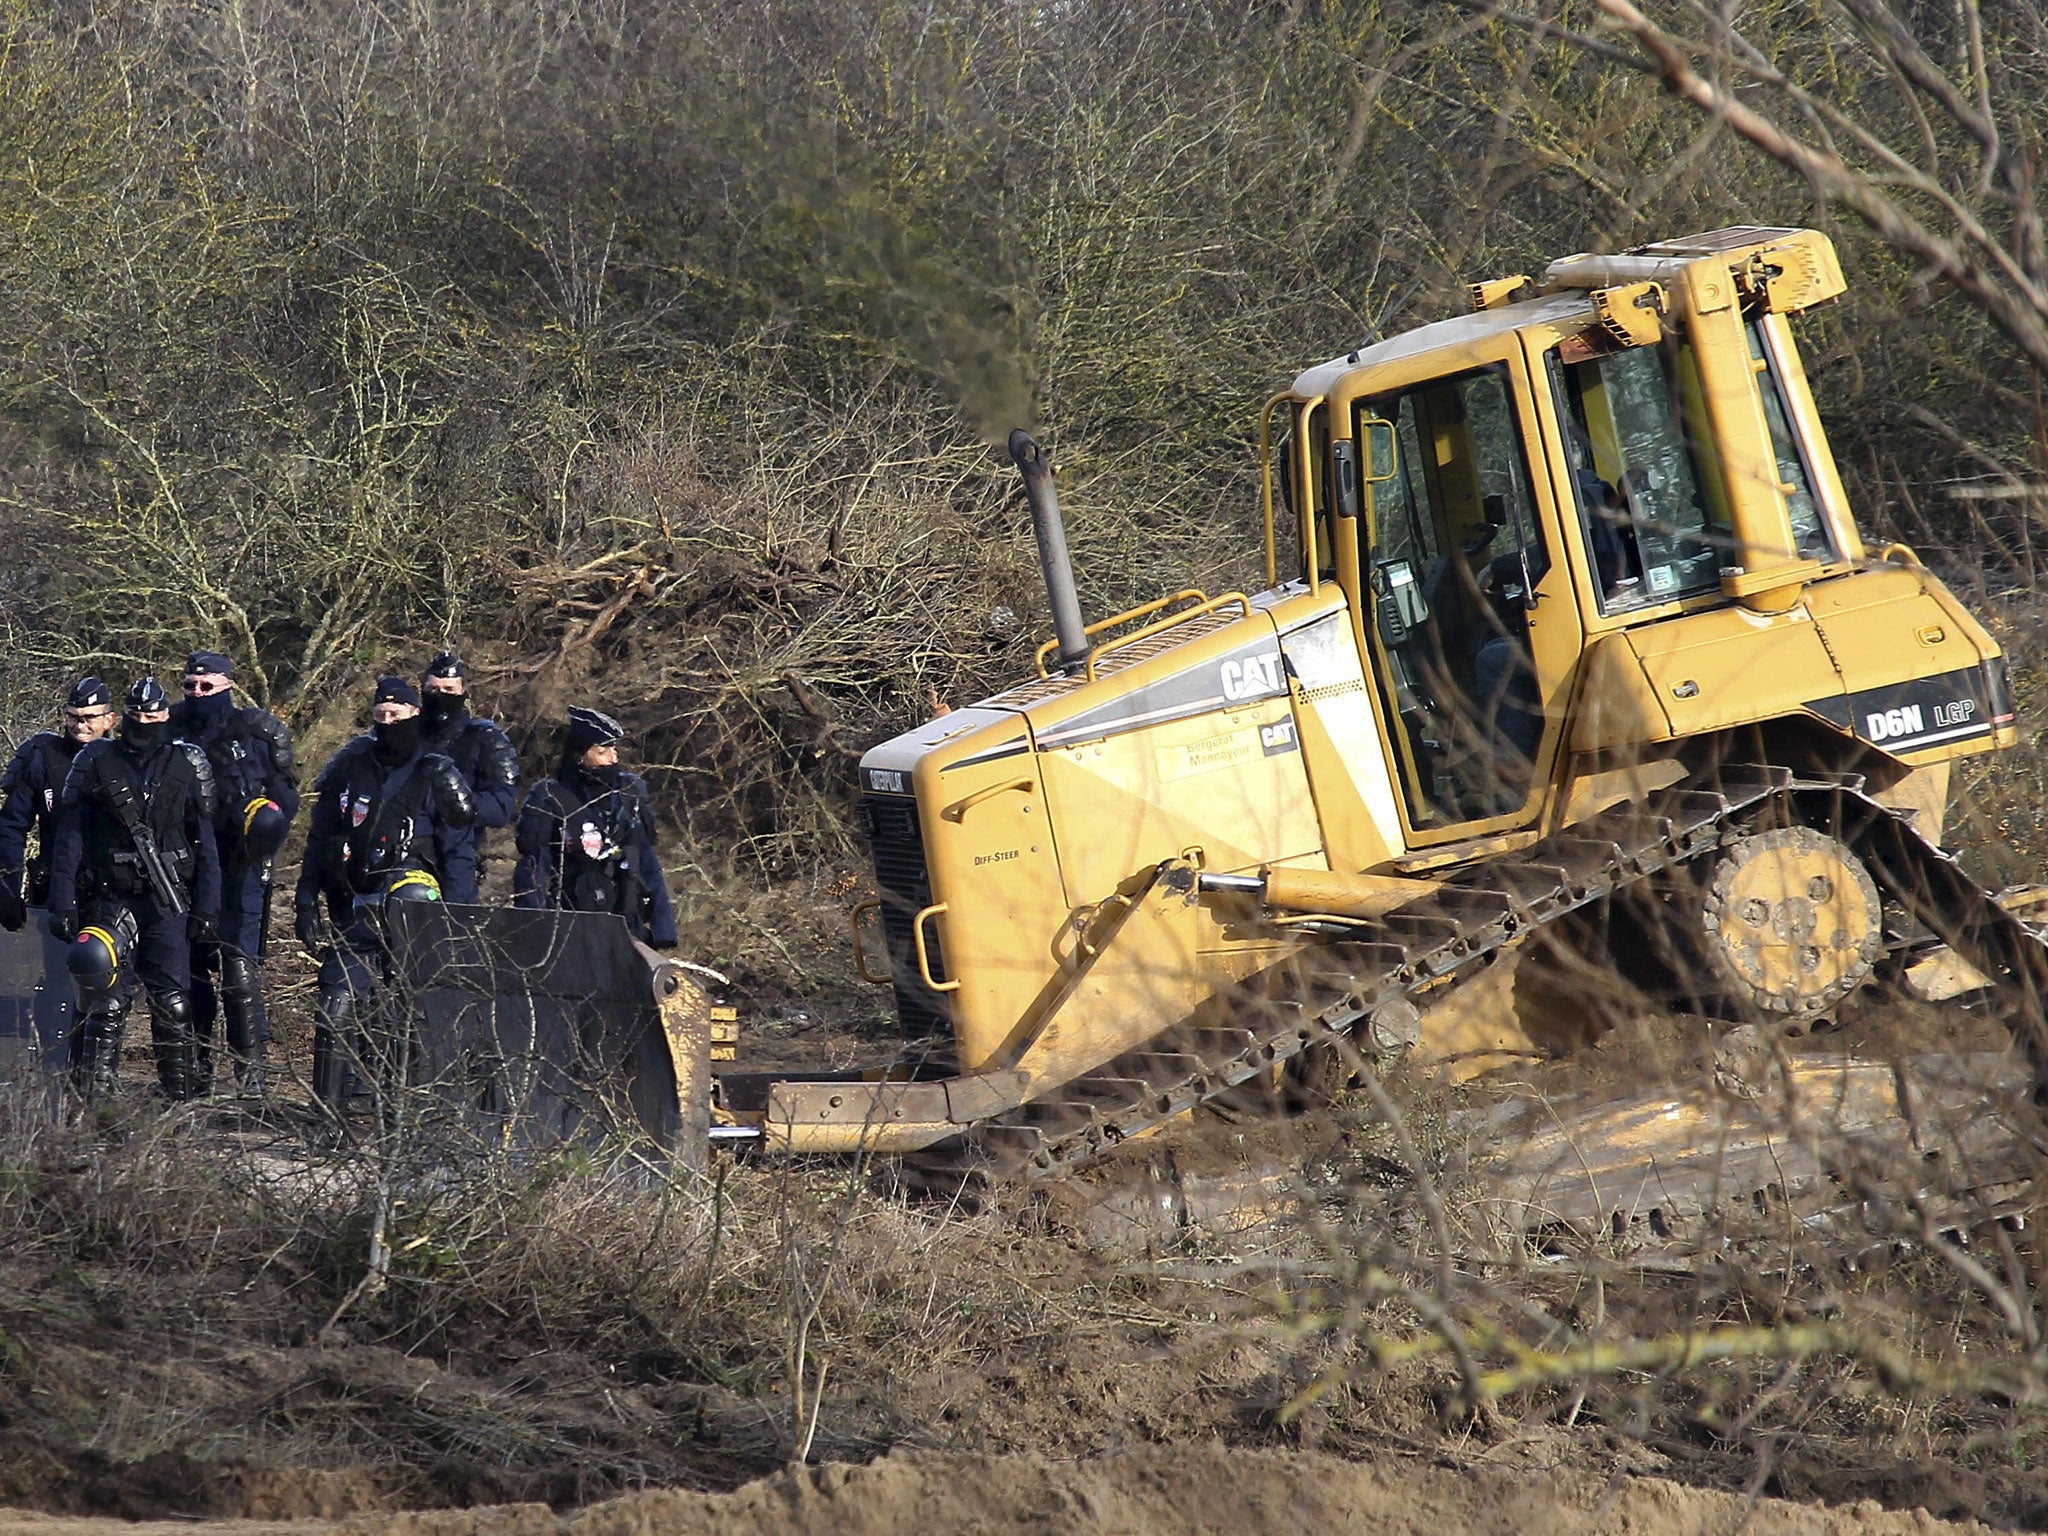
[1904,885,2048,1003]
[1046,1050,2041,1269]
[1462,1050,2040,1263]
[381,903,712,1169]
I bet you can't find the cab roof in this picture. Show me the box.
[1288,291,1593,400]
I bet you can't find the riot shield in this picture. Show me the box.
[0,922,45,1083]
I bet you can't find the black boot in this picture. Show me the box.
[220,948,268,1097]
[189,953,220,1096]
[150,989,202,1102]
[311,988,355,1111]
[69,997,128,1101]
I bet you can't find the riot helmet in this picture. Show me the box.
[241,797,291,859]
[565,706,625,750]
[385,870,442,903]
[68,923,128,996]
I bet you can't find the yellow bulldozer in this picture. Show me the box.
[699,225,2048,1206]
[375,226,2048,1256]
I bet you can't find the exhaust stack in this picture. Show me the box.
[1009,429,1091,672]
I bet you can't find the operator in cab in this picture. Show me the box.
[295,676,475,1114]
[513,706,676,950]
[46,679,222,1101]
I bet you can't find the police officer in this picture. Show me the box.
[294,677,475,1112]
[47,678,222,1100]
[418,652,518,901]
[169,651,297,1095]
[0,679,120,1067]
[513,707,676,949]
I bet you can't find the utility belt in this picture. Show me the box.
[100,844,194,897]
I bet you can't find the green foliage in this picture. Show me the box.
[0,0,2037,873]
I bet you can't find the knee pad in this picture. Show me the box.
[315,985,356,1034]
[218,948,260,1004]
[152,989,193,1029]
[83,988,130,1026]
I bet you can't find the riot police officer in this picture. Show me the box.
[294,677,475,1112]
[513,707,676,949]
[418,652,518,901]
[169,651,297,1095]
[47,678,222,1100]
[0,678,119,1067]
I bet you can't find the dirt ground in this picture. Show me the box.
[0,1444,2004,1535]
[5,915,2047,1531]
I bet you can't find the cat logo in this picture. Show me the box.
[1220,652,1284,702]
[865,767,907,795]
[1259,719,1299,756]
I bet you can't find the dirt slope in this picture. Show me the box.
[0,1446,1993,1536]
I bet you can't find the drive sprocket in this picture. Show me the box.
[1701,826,1882,1019]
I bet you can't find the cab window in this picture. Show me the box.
[1355,365,1553,827]
[1277,403,1336,582]
[1749,319,1838,563]
[1547,342,1728,612]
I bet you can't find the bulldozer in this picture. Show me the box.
[701,225,2048,1222]
[354,225,2047,1257]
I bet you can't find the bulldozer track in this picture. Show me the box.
[904,766,2048,1190]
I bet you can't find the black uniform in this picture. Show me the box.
[0,733,78,916]
[513,707,676,949]
[47,721,221,1100]
[168,688,298,1091]
[293,693,476,1111]
[418,702,518,902]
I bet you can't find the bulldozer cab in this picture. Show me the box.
[1267,229,1884,858]
[1276,339,1584,845]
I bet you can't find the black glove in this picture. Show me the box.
[46,908,76,944]
[0,878,25,933]
[294,906,322,950]
[423,752,477,828]
[188,912,219,945]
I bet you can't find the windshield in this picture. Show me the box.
[1547,340,1729,611]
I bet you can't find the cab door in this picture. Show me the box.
[1332,349,1583,848]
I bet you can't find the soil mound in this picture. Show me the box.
[4,1445,1987,1536]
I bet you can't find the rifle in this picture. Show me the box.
[123,823,189,918]
[99,751,190,917]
